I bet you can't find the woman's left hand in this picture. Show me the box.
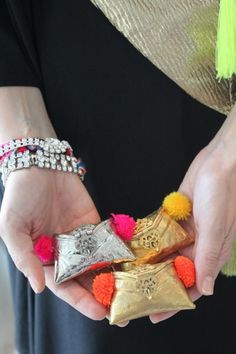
[150,134,236,324]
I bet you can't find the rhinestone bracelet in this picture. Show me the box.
[0,138,86,186]
[0,137,72,158]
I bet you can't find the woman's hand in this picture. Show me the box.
[0,86,107,321]
[0,167,107,321]
[150,141,236,324]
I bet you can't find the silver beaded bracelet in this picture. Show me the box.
[0,137,72,157]
[0,137,86,186]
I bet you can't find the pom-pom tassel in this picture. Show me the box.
[92,272,115,307]
[174,256,196,288]
[110,213,136,241]
[34,235,53,263]
[216,0,236,79]
[162,191,192,221]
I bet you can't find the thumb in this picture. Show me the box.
[194,220,224,296]
[193,188,227,296]
[66,206,101,233]
[2,228,45,293]
[178,176,223,296]
[76,207,101,226]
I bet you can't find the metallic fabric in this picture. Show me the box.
[110,261,195,325]
[122,208,194,271]
[90,0,236,115]
[54,220,136,284]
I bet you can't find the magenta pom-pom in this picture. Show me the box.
[34,235,53,263]
[110,213,136,241]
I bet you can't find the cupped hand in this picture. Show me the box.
[150,143,236,323]
[0,167,107,320]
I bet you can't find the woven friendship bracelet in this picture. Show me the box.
[0,137,86,186]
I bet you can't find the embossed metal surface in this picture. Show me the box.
[54,220,136,284]
[122,208,194,271]
[91,0,235,115]
[110,261,195,325]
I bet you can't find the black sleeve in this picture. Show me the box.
[0,0,42,88]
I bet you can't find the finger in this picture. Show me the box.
[105,315,129,327]
[194,196,227,296]
[149,286,201,324]
[178,244,195,259]
[74,207,101,226]
[63,206,101,236]
[177,182,196,243]
[179,216,196,241]
[2,229,45,293]
[116,321,129,327]
[149,310,178,324]
[179,175,226,295]
[45,266,107,321]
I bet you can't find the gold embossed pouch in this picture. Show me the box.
[122,208,194,271]
[107,261,195,324]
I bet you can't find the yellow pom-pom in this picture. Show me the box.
[162,192,192,221]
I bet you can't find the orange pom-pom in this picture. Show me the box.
[174,256,196,288]
[92,273,115,307]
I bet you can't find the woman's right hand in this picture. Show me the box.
[0,167,107,321]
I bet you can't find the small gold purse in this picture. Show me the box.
[122,208,194,271]
[109,261,195,325]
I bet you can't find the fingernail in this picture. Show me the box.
[117,321,129,327]
[202,276,214,295]
[29,278,40,294]
[150,318,160,324]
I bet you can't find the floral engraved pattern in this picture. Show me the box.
[130,265,153,275]
[75,236,96,255]
[139,229,160,249]
[55,220,135,284]
[136,276,158,299]
[135,217,153,234]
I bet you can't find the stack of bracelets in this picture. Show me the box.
[0,137,86,187]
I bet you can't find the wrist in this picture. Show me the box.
[0,87,56,143]
[206,102,236,170]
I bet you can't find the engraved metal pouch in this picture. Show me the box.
[110,261,195,325]
[122,208,194,271]
[54,220,136,284]
[90,0,235,115]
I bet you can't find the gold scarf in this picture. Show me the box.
[90,0,236,115]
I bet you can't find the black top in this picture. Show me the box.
[1,1,236,354]
[0,0,41,86]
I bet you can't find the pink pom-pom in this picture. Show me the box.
[34,235,53,263]
[110,213,136,241]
